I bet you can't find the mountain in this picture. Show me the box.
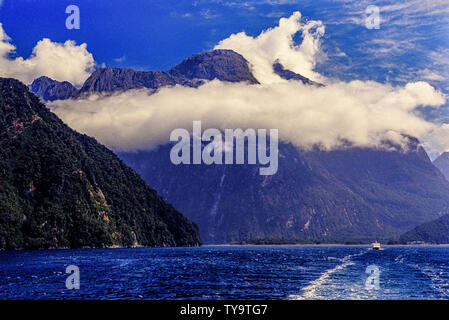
[30,50,259,100]
[433,152,449,181]
[30,76,77,101]
[399,214,449,244]
[119,138,449,243]
[31,49,449,244]
[0,78,201,249]
[273,62,322,86]
[79,49,258,95]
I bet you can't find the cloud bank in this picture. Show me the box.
[215,11,325,83]
[0,23,94,86]
[49,79,445,153]
[45,12,447,154]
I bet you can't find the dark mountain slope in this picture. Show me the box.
[273,62,322,86]
[0,78,200,249]
[399,214,449,244]
[119,138,449,243]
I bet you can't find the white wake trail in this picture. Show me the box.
[288,251,366,300]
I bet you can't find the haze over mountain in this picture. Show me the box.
[31,49,449,244]
[0,78,200,249]
[433,152,449,181]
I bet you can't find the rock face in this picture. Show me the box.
[30,76,78,101]
[31,49,449,244]
[119,138,449,243]
[169,50,259,84]
[273,62,322,86]
[78,50,258,95]
[0,78,201,249]
[433,152,449,181]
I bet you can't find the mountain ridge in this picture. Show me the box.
[31,49,261,100]
[399,213,449,244]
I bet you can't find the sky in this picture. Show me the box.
[1,0,448,84]
[0,0,449,157]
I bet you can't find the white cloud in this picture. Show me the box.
[417,69,446,82]
[0,23,95,86]
[200,9,219,20]
[214,11,325,83]
[48,80,445,154]
[46,12,447,155]
[114,56,126,63]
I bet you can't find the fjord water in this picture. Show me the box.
[0,246,448,300]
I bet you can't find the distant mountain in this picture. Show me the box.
[31,50,259,100]
[433,152,449,181]
[399,213,449,244]
[0,78,201,249]
[30,76,77,101]
[31,49,449,244]
[273,61,322,86]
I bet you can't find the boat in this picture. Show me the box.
[372,241,382,250]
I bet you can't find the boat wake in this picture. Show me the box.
[288,251,366,300]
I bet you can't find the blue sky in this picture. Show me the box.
[1,0,449,157]
[1,0,447,87]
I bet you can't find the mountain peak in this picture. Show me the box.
[170,49,259,84]
[30,76,77,101]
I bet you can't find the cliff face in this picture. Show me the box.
[0,78,201,249]
[119,139,449,243]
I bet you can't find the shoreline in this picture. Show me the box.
[204,243,449,247]
[2,243,449,252]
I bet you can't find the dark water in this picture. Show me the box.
[0,246,448,300]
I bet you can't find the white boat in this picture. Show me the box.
[372,241,382,250]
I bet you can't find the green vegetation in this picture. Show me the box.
[0,78,201,249]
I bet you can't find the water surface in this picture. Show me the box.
[0,245,448,299]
